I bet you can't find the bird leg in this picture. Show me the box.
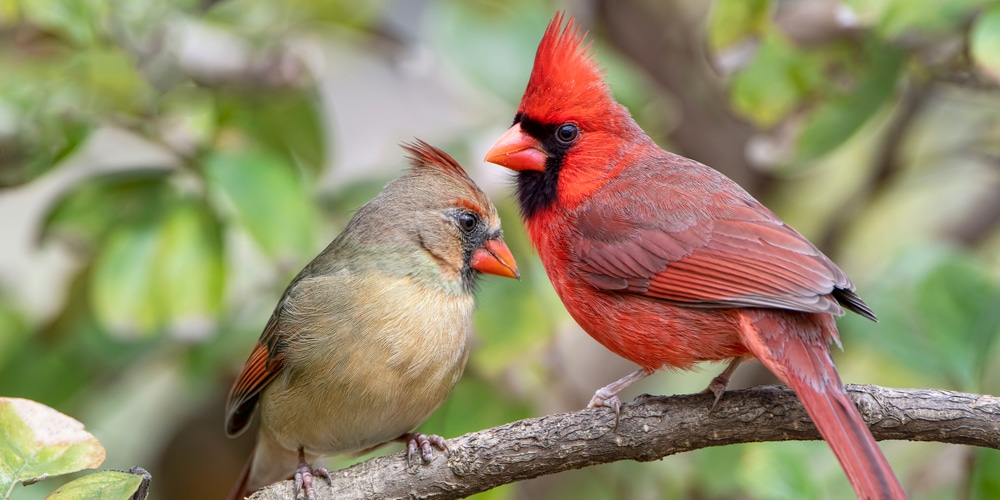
[588,368,651,426]
[397,432,448,464]
[292,447,332,500]
[701,356,745,410]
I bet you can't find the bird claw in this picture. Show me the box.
[588,389,623,430]
[701,357,744,413]
[401,432,448,464]
[701,374,729,412]
[293,461,332,500]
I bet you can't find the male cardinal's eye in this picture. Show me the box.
[556,123,579,144]
[457,212,478,232]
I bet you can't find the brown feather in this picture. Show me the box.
[225,140,516,498]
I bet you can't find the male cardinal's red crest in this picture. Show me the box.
[486,13,905,499]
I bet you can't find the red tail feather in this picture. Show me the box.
[738,310,905,499]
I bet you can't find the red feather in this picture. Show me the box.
[226,342,283,437]
[490,13,904,499]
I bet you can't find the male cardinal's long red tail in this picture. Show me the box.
[738,310,905,499]
[486,12,904,498]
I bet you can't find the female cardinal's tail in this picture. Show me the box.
[737,310,906,499]
[226,448,253,500]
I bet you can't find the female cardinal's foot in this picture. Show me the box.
[398,432,448,463]
[293,448,332,500]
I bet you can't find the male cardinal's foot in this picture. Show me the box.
[700,357,745,410]
[588,369,652,427]
[587,390,623,427]
[293,448,332,500]
[398,432,448,463]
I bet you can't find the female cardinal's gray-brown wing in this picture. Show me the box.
[570,153,875,321]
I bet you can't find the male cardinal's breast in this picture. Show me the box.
[526,203,751,372]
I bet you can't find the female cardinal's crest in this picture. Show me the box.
[518,13,613,124]
[402,140,469,182]
[401,140,491,211]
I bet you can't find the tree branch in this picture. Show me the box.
[248,385,1000,499]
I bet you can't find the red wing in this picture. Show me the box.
[225,288,297,437]
[225,341,284,437]
[575,196,852,316]
[225,302,288,437]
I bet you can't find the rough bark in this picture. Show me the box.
[247,385,1000,500]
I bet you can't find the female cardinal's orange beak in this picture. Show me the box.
[471,238,519,279]
[484,123,548,172]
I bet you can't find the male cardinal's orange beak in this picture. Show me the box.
[471,238,520,280]
[484,123,548,172]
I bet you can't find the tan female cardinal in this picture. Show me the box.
[225,141,518,500]
[484,13,905,499]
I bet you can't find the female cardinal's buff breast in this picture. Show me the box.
[485,13,905,500]
[225,141,518,499]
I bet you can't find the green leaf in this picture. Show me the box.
[73,47,156,115]
[0,299,28,370]
[971,448,1000,500]
[0,398,105,499]
[204,151,317,260]
[708,0,771,51]
[217,90,326,175]
[156,86,217,154]
[842,245,1000,392]
[21,0,108,47]
[40,170,171,249]
[789,40,904,167]
[90,218,163,338]
[87,192,228,339]
[0,116,93,189]
[729,33,812,127]
[45,470,142,500]
[970,5,1000,84]
[871,0,994,39]
[914,254,1000,391]
[154,200,226,338]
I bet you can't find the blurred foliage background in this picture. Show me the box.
[1,0,999,498]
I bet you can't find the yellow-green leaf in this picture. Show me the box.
[0,398,105,499]
[45,470,142,500]
[971,6,1000,84]
[789,41,904,167]
[90,220,163,338]
[708,0,771,52]
[204,151,317,261]
[729,33,807,127]
[154,200,225,339]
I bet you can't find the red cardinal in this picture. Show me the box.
[485,14,905,499]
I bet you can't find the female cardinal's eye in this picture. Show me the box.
[457,212,478,233]
[556,123,579,144]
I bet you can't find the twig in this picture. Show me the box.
[248,385,1000,500]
